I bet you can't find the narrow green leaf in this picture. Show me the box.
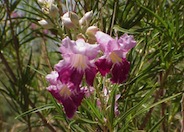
[15,104,55,119]
[113,25,140,34]
[114,87,156,126]
[84,99,104,124]
[138,3,168,29]
[109,84,118,126]
[120,92,181,131]
[136,93,181,116]
[0,87,9,95]
[72,125,86,132]
[26,65,46,76]
[69,118,98,127]
[148,114,167,132]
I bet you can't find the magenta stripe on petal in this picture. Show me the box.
[61,97,77,118]
[47,85,61,101]
[70,90,85,107]
[85,66,97,86]
[95,59,112,76]
[58,67,71,84]
[47,84,85,119]
[110,58,130,84]
[61,90,85,118]
[70,68,84,86]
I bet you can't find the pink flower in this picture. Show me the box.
[55,37,99,86]
[95,31,136,84]
[46,71,59,85]
[46,82,85,118]
[118,34,137,52]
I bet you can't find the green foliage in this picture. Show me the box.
[0,0,183,131]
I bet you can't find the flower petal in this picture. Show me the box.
[61,97,77,118]
[95,58,112,76]
[46,71,59,85]
[70,90,85,107]
[70,68,84,86]
[85,66,97,86]
[106,39,119,53]
[47,85,61,101]
[58,67,71,84]
[75,39,99,60]
[47,83,85,118]
[110,58,130,83]
[118,34,137,52]
[62,89,85,118]
[95,31,114,52]
[54,60,72,84]
[54,60,66,72]
[111,50,127,59]
[59,37,76,57]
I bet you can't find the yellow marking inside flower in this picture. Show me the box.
[109,52,122,63]
[71,54,88,70]
[60,85,71,98]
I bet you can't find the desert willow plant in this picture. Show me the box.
[0,0,183,131]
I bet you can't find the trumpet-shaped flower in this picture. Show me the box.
[55,37,99,86]
[95,31,136,83]
[46,72,85,118]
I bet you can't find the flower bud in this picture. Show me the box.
[38,19,53,29]
[62,11,79,29]
[83,11,93,21]
[86,26,99,43]
[86,26,99,36]
[49,4,59,18]
[70,12,79,26]
[77,33,86,40]
[79,11,93,26]
[37,0,45,5]
[61,12,75,29]
[38,0,54,5]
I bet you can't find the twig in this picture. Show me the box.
[41,36,53,71]
[0,51,17,82]
[55,0,63,15]
[4,0,22,74]
[109,0,117,36]
[139,89,161,129]
[28,99,56,132]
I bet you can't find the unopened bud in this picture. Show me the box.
[79,11,93,26]
[62,12,75,29]
[49,4,59,18]
[84,11,93,21]
[38,19,53,29]
[37,0,45,5]
[86,26,99,43]
[70,12,79,26]
[62,11,79,29]
[86,26,99,36]
[77,33,86,40]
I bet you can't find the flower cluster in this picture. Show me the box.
[95,31,136,83]
[46,29,136,118]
